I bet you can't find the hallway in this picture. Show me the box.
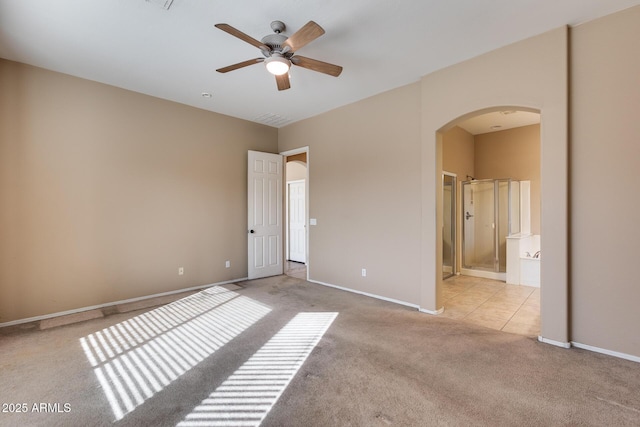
[284,260,307,280]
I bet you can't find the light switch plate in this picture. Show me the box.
[310,218,317,225]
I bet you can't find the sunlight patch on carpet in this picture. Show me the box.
[177,312,337,427]
[79,286,271,422]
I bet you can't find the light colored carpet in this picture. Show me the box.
[1,274,639,426]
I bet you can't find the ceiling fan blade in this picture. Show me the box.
[216,58,264,73]
[282,21,325,52]
[275,73,291,91]
[215,23,271,51]
[291,56,343,77]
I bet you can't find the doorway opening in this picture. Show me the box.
[282,148,309,280]
[440,109,541,336]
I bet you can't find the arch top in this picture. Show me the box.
[437,106,541,134]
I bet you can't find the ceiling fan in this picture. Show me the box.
[214,20,343,91]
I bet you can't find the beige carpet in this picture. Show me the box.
[1,275,639,426]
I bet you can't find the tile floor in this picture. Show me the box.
[442,274,540,336]
[285,263,539,337]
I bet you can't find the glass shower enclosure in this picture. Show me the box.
[462,179,520,279]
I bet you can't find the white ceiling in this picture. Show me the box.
[1,0,638,128]
[458,111,541,135]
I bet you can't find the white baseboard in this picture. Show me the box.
[308,280,444,315]
[419,307,444,315]
[571,341,640,363]
[308,279,419,310]
[0,277,248,328]
[538,336,571,348]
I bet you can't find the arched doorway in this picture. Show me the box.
[439,108,541,335]
[419,27,569,347]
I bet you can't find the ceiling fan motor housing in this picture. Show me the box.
[260,33,290,57]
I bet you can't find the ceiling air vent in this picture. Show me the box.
[254,113,292,127]
[146,0,174,10]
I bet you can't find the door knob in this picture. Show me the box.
[249,229,255,234]
[465,212,474,220]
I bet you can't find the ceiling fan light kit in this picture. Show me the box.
[215,20,342,91]
[264,54,290,76]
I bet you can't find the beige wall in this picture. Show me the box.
[0,59,278,323]
[443,126,475,179]
[280,8,640,357]
[421,27,568,343]
[2,5,640,360]
[279,83,422,305]
[442,126,474,273]
[475,124,541,234]
[570,6,640,356]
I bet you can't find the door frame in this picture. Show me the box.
[281,146,309,280]
[442,171,456,279]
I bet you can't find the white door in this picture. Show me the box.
[248,150,283,279]
[288,180,306,263]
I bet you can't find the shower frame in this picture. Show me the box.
[461,178,520,280]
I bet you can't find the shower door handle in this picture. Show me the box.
[465,211,474,220]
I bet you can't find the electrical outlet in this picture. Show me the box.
[178,267,184,275]
[225,260,230,268]
[361,268,367,277]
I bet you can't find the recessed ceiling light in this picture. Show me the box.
[201,92,212,98]
[490,125,502,130]
[500,110,517,115]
